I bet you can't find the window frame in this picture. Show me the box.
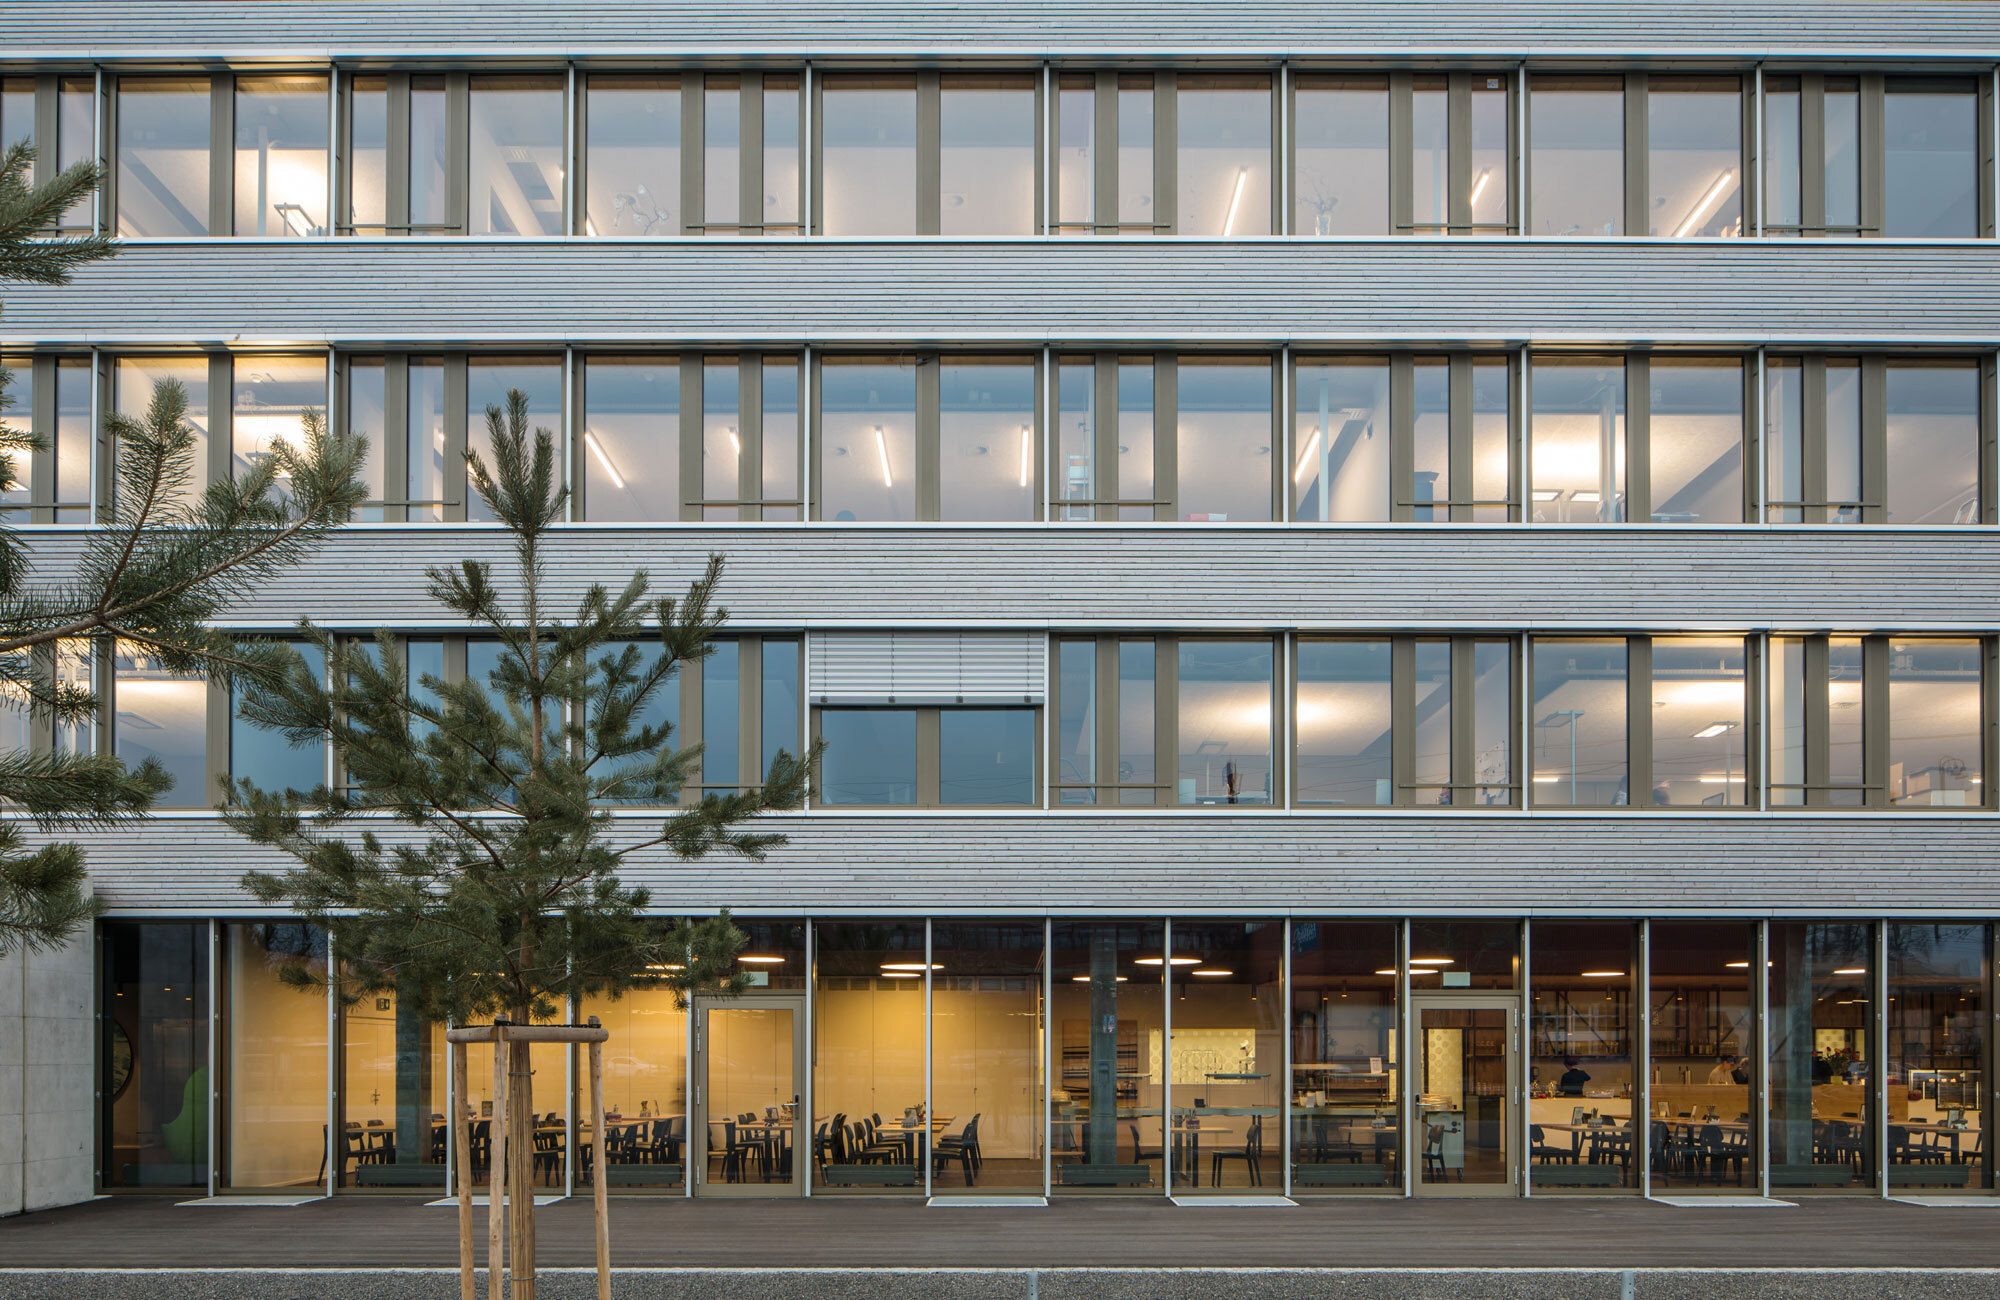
[811,702,1042,809]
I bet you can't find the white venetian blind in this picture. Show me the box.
[809,632,1045,704]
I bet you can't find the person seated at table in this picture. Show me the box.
[1706,1055,1739,1086]
[1557,1056,1591,1097]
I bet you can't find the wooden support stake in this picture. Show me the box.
[588,1015,609,1300]
[489,1018,510,1300]
[454,1041,474,1300]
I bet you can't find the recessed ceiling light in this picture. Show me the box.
[1409,958,1455,966]
[739,955,786,964]
[1072,975,1128,982]
[1580,971,1625,978]
[881,963,942,971]
[1190,968,1233,977]
[1134,956,1202,966]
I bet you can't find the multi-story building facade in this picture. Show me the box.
[2,4,1999,1214]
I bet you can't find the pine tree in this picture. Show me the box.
[226,392,817,1280]
[0,140,114,290]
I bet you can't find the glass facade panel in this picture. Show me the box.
[118,78,211,236]
[1529,922,1637,1191]
[1651,637,1747,807]
[409,77,451,230]
[576,984,687,1190]
[822,76,916,235]
[1530,77,1623,237]
[1051,921,1164,1192]
[818,707,917,805]
[1409,920,1518,990]
[1293,358,1389,522]
[1764,79,1802,233]
[115,639,208,809]
[1054,360,1095,519]
[1768,922,1874,1193]
[1824,80,1861,230]
[763,356,803,520]
[1290,922,1398,1193]
[1649,358,1742,523]
[940,357,1035,521]
[1887,923,1989,1190]
[1117,639,1157,806]
[338,975,448,1189]
[1888,638,1983,807]
[701,359,741,521]
[1118,78,1155,232]
[234,76,329,237]
[1054,639,1097,805]
[1828,636,1865,806]
[1765,357,1803,522]
[598,638,679,804]
[1295,639,1391,806]
[1469,76,1510,230]
[1412,640,1452,804]
[581,356,678,522]
[930,921,1046,1193]
[1117,359,1155,521]
[814,921,927,1193]
[761,637,802,777]
[102,922,211,1188]
[231,354,328,503]
[1411,77,1447,233]
[1649,921,1758,1193]
[1055,76,1094,233]
[222,923,329,1191]
[1469,640,1515,806]
[819,358,916,521]
[940,75,1036,235]
[1471,358,1512,522]
[704,78,743,232]
[1531,356,1625,522]
[466,358,562,522]
[1826,359,1863,522]
[1885,360,1980,525]
[116,356,210,510]
[1884,86,1978,238]
[1294,76,1387,235]
[1412,359,1449,520]
[1176,77,1271,236]
[1647,79,1741,237]
[0,357,33,517]
[1168,921,1282,1193]
[468,77,564,236]
[764,78,803,233]
[407,358,446,522]
[1769,635,1806,806]
[701,639,741,794]
[1178,358,1272,522]
[584,76,679,236]
[231,640,325,798]
[1532,638,1628,806]
[347,76,388,233]
[939,708,1036,806]
[1176,640,1273,806]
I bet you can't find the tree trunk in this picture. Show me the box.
[509,1033,536,1299]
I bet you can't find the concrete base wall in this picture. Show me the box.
[0,933,95,1217]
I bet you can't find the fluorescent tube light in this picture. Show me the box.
[1672,168,1737,238]
[1221,166,1249,236]
[1019,425,1032,488]
[583,431,626,490]
[874,425,893,487]
[1468,169,1491,208]
[728,425,740,456]
[1293,429,1321,481]
[1692,722,1737,739]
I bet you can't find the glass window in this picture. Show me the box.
[1054,359,1096,519]
[409,76,450,230]
[938,708,1035,806]
[1647,79,1741,238]
[1532,638,1628,806]
[1176,640,1273,806]
[704,77,743,233]
[1529,922,1637,1192]
[1828,636,1866,806]
[1054,639,1097,804]
[1468,76,1510,230]
[1117,358,1155,521]
[1289,922,1398,1193]
[929,922,1046,1194]
[821,76,916,235]
[1412,640,1452,804]
[1648,921,1757,1194]
[701,639,741,795]
[118,78,211,237]
[1409,919,1517,989]
[56,78,93,231]
[1176,76,1271,236]
[0,358,87,522]
[1411,77,1448,233]
[347,76,388,233]
[1054,75,1094,234]
[1177,358,1272,522]
[940,75,1036,236]
[1118,639,1157,805]
[1293,76,1387,235]
[1885,361,1980,525]
[1051,921,1164,1193]
[1884,85,1978,238]
[1168,921,1282,1194]
[1825,360,1863,523]
[101,922,211,1188]
[1531,356,1625,523]
[764,77,803,233]
[234,76,328,237]
[406,358,446,522]
[1650,637,1747,807]
[597,638,679,805]
[467,357,561,522]
[1887,924,1989,1191]
[940,357,1035,521]
[575,979,687,1190]
[814,921,928,1194]
[1768,922,1873,1193]
[221,923,329,1191]
[468,77,564,236]
[1769,635,1806,807]
[581,356,678,522]
[116,357,210,510]
[762,356,803,520]
[1295,639,1391,806]
[1293,358,1388,522]
[1888,638,1983,808]
[231,640,326,798]
[818,707,917,805]
[232,355,328,504]
[1469,639,1515,806]
[584,76,679,236]
[1764,357,1803,522]
[701,359,741,521]
[1530,77,1623,237]
[1649,357,1743,522]
[337,969,448,1189]
[0,356,31,516]
[760,638,801,776]
[1825,79,1861,231]
[1471,358,1512,522]
[819,358,916,522]
[1118,77,1155,233]
[0,79,33,170]
[1412,359,1449,520]
[1764,78,1802,233]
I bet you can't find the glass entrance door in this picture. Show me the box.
[1413,997,1518,1195]
[692,996,806,1197]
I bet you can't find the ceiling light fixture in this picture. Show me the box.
[1672,168,1737,238]
[1190,968,1233,977]
[1409,958,1455,966]
[728,425,740,456]
[1468,168,1492,208]
[583,431,626,490]
[1580,971,1625,978]
[1135,956,1202,966]
[1293,429,1321,481]
[1221,166,1249,236]
[1692,721,1740,740]
[1018,425,1032,488]
[1072,974,1128,982]
[874,425,894,488]
[881,962,943,972]
[1833,968,1867,976]
[739,954,786,965]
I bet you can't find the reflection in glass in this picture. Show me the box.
[116,357,210,510]
[1294,76,1387,235]
[347,76,388,232]
[1290,922,1398,1193]
[1469,640,1514,806]
[469,77,564,236]
[1529,922,1637,1192]
[763,78,803,232]
[118,79,211,236]
[1055,76,1095,233]
[1884,87,1977,237]
[1178,358,1272,522]
[1764,78,1802,233]
[409,77,449,230]
[1530,77,1623,236]
[1176,640,1273,806]
[1472,359,1512,522]
[1768,922,1873,1192]
[762,356,803,520]
[597,638,678,805]
[57,79,93,230]
[1530,356,1625,522]
[1412,359,1449,520]
[575,983,686,1190]
[1169,921,1282,1193]
[232,355,328,505]
[1293,359,1388,521]
[1764,358,1803,522]
[1651,637,1746,806]
[814,922,926,1193]
[1647,80,1741,237]
[1886,361,1979,525]
[760,639,801,777]
[1055,360,1095,519]
[702,640,740,795]
[222,923,328,1190]
[1418,1004,1513,1186]
[1888,639,1982,807]
[1887,924,1990,1190]
[1826,360,1862,523]
[1648,922,1757,1193]
[1828,636,1865,807]
[1412,640,1451,804]
[1295,640,1391,806]
[819,359,916,521]
[235,77,329,236]
[1410,920,1518,990]
[1769,635,1806,806]
[231,641,326,797]
[116,639,207,807]
[930,922,1046,1193]
[1051,921,1164,1193]
[1176,77,1270,236]
[1823,79,1862,230]
[1468,76,1510,230]
[101,922,211,1188]
[1532,638,1627,806]
[702,359,741,521]
[467,359,562,522]
[581,356,678,522]
[584,77,679,236]
[1117,359,1155,521]
[822,76,916,235]
[818,707,917,805]
[941,76,1036,235]
[940,358,1035,521]
[1649,358,1742,523]
[939,709,1035,806]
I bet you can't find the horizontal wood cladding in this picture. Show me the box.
[64,813,2000,916]
[7,241,2000,348]
[5,2,1998,57]
[9,526,1996,629]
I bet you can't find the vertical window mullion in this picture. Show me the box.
[1802,634,1831,809]
[1980,352,1997,525]
[1446,72,1473,232]
[1154,355,1177,522]
[1801,355,1828,522]
[1093,72,1117,234]
[1860,355,1887,525]
[209,73,233,235]
[385,73,411,234]
[683,74,704,236]
[1745,70,1762,239]
[1801,74,1827,235]
[1096,637,1118,805]
[917,706,942,807]
[566,349,586,520]
[1155,636,1177,808]
[1862,636,1891,809]
[1388,354,1415,522]
[916,71,941,237]
[1448,637,1477,801]
[916,350,941,520]
[741,74,764,237]
[1388,71,1413,235]
[1154,73,1176,234]
[1628,635,1653,805]
[206,353,232,488]
[679,355,703,521]
[1624,74,1647,238]
[1510,350,1526,521]
[1390,636,1415,808]
[443,355,468,521]
[740,355,764,519]
[1858,74,1885,237]
[1446,354,1474,524]
[1094,353,1118,520]
[29,354,55,524]
[445,71,469,235]
[1626,354,1650,524]
[1984,635,1998,812]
